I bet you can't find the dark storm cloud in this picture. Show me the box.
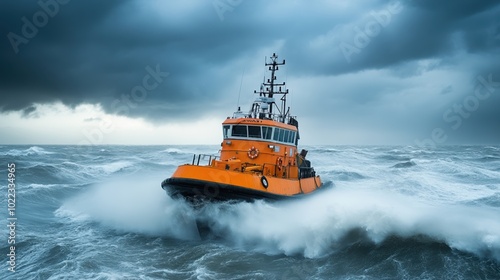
[0,0,289,120]
[296,0,500,75]
[1,0,132,107]
[1,0,499,143]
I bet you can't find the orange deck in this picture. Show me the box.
[168,164,322,199]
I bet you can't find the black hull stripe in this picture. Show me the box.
[162,177,309,202]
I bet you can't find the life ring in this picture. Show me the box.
[276,157,283,170]
[248,146,259,159]
[261,176,269,188]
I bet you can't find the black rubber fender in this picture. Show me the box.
[261,176,269,188]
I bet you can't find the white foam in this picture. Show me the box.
[54,173,500,259]
[197,187,500,259]
[3,146,54,156]
[162,147,184,154]
[97,160,133,174]
[56,173,200,240]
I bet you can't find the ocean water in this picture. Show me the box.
[0,145,499,279]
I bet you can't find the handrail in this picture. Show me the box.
[192,154,220,166]
[189,153,305,180]
[232,112,297,124]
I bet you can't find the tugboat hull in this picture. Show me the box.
[162,177,290,201]
[162,165,323,202]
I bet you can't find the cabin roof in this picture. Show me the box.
[223,118,297,131]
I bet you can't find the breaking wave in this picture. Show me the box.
[194,188,500,259]
[1,146,54,156]
[55,174,500,260]
[55,174,200,240]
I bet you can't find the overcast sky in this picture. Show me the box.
[1,0,499,145]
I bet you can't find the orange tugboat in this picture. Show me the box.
[162,53,324,201]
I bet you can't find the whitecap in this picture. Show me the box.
[194,187,500,260]
[97,160,134,174]
[55,173,200,240]
[2,146,54,156]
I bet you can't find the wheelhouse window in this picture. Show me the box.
[284,130,290,143]
[232,125,247,137]
[226,124,296,144]
[278,129,285,142]
[223,125,230,139]
[248,126,261,138]
[262,127,273,140]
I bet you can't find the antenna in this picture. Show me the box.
[252,53,289,123]
[285,61,291,114]
[236,67,245,110]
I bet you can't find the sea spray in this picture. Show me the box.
[55,172,500,259]
[56,174,200,240]
[195,187,500,259]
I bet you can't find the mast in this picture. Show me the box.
[253,53,289,123]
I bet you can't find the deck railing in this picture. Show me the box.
[232,112,297,125]
[189,154,315,180]
[191,154,220,166]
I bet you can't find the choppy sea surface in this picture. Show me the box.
[0,145,499,279]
